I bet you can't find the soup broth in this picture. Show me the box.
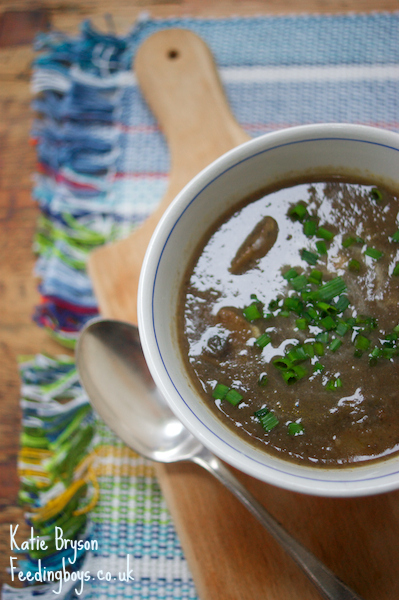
[178,179,399,468]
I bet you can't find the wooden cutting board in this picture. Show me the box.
[87,29,399,600]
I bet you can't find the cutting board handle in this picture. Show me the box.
[135,28,249,200]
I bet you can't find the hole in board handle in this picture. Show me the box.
[167,48,179,59]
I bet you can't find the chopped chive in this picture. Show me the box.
[336,321,349,336]
[301,249,319,265]
[303,343,315,358]
[313,361,324,372]
[284,297,303,312]
[309,276,346,302]
[391,230,399,242]
[288,202,308,221]
[308,269,323,285]
[243,302,262,321]
[335,295,350,313]
[254,407,269,417]
[290,274,308,291]
[316,301,337,315]
[393,324,399,334]
[326,378,342,390]
[292,364,308,379]
[301,290,312,302]
[286,346,308,364]
[320,315,337,330]
[355,315,378,330]
[356,236,365,245]
[329,338,342,352]
[268,299,281,311]
[370,187,383,203]
[225,389,243,406]
[255,408,279,431]
[304,220,317,237]
[316,240,328,255]
[302,311,313,323]
[254,333,272,348]
[355,335,370,352]
[261,412,279,431]
[313,342,325,356]
[316,227,334,241]
[369,347,381,366]
[282,370,299,385]
[382,347,397,359]
[273,357,292,370]
[315,331,329,343]
[296,318,308,330]
[212,383,230,400]
[283,267,299,280]
[288,422,304,436]
[279,310,291,317]
[364,247,384,260]
[258,374,269,386]
[348,258,361,272]
[342,236,356,248]
[307,307,319,320]
[383,340,395,349]
[385,332,398,343]
[393,262,399,276]
[302,310,314,323]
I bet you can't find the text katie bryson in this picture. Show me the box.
[10,524,98,565]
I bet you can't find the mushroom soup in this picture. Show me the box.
[178,179,399,468]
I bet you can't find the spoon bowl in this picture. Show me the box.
[76,317,364,600]
[76,318,203,462]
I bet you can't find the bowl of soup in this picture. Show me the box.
[137,123,399,497]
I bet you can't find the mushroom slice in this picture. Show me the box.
[230,215,278,274]
[216,306,258,344]
[217,306,252,333]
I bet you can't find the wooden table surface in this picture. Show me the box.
[1,0,398,589]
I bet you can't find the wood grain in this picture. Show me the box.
[158,462,399,600]
[1,0,399,594]
[0,17,71,584]
[2,1,398,36]
[0,10,50,47]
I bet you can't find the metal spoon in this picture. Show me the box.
[76,317,365,600]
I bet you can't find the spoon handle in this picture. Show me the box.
[192,447,364,600]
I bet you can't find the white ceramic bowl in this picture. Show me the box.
[138,123,399,497]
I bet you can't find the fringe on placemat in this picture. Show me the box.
[5,355,98,596]
[31,20,138,347]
